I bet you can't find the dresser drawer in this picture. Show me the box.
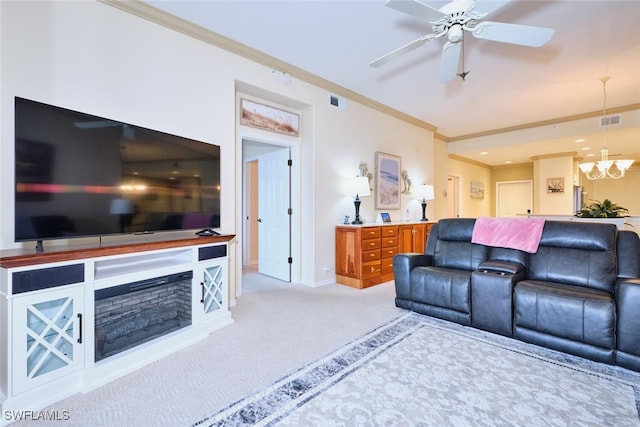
[381,226,398,237]
[361,227,381,240]
[362,261,381,279]
[362,249,381,262]
[381,246,398,258]
[362,238,381,251]
[381,257,395,275]
[381,236,398,248]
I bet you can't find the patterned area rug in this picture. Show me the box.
[194,312,640,426]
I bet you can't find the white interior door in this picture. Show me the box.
[257,148,291,281]
[496,180,533,217]
[447,175,460,218]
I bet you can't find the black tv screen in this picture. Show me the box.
[14,97,221,243]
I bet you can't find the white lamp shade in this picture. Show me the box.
[415,184,435,201]
[347,176,371,197]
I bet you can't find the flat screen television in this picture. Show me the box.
[14,97,221,246]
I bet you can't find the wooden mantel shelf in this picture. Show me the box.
[0,233,235,269]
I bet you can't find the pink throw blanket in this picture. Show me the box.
[471,217,545,253]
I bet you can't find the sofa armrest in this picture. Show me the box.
[616,279,640,357]
[393,253,432,301]
[478,260,525,275]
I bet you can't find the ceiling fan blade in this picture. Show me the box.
[472,21,555,47]
[384,0,445,22]
[370,34,436,68]
[472,0,512,17]
[440,41,461,83]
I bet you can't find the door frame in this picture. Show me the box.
[447,175,461,218]
[237,135,301,297]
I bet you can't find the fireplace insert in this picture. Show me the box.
[94,271,193,362]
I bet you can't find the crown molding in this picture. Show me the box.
[529,151,578,161]
[448,154,491,169]
[447,104,640,143]
[99,0,437,133]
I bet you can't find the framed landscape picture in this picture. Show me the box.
[375,152,401,209]
[240,98,300,136]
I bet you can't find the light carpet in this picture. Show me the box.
[12,271,404,427]
[196,312,640,427]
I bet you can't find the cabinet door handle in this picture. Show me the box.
[370,266,376,273]
[77,313,83,344]
[200,282,205,303]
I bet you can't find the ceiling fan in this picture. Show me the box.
[370,0,555,82]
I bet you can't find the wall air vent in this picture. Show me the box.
[330,94,347,110]
[600,115,622,127]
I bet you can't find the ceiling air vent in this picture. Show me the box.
[600,115,622,127]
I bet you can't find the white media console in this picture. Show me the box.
[0,234,234,424]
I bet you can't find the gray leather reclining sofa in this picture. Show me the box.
[393,218,640,371]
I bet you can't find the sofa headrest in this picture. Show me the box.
[437,218,476,242]
[538,220,617,251]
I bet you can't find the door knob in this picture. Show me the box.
[257,218,262,222]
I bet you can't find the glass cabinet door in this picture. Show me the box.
[200,263,225,315]
[12,285,84,394]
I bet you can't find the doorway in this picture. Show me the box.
[242,139,293,283]
[496,180,533,217]
[447,175,460,218]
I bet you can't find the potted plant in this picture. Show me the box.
[576,199,629,218]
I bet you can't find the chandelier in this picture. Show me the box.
[578,76,634,180]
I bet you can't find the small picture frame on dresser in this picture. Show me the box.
[380,212,391,223]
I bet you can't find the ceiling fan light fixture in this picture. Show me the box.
[448,24,463,43]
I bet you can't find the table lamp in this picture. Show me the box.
[348,176,370,224]
[414,184,434,222]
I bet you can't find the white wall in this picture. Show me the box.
[582,166,640,215]
[533,156,575,215]
[0,1,435,287]
[447,158,492,218]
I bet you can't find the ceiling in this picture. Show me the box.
[142,0,640,167]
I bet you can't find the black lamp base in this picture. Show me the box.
[420,200,428,222]
[352,197,363,224]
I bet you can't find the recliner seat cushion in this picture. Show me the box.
[514,280,615,349]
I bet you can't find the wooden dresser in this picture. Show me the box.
[335,222,434,289]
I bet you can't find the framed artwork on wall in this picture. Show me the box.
[470,181,485,200]
[239,98,300,136]
[375,151,401,210]
[547,177,564,193]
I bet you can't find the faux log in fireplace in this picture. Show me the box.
[94,271,193,362]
